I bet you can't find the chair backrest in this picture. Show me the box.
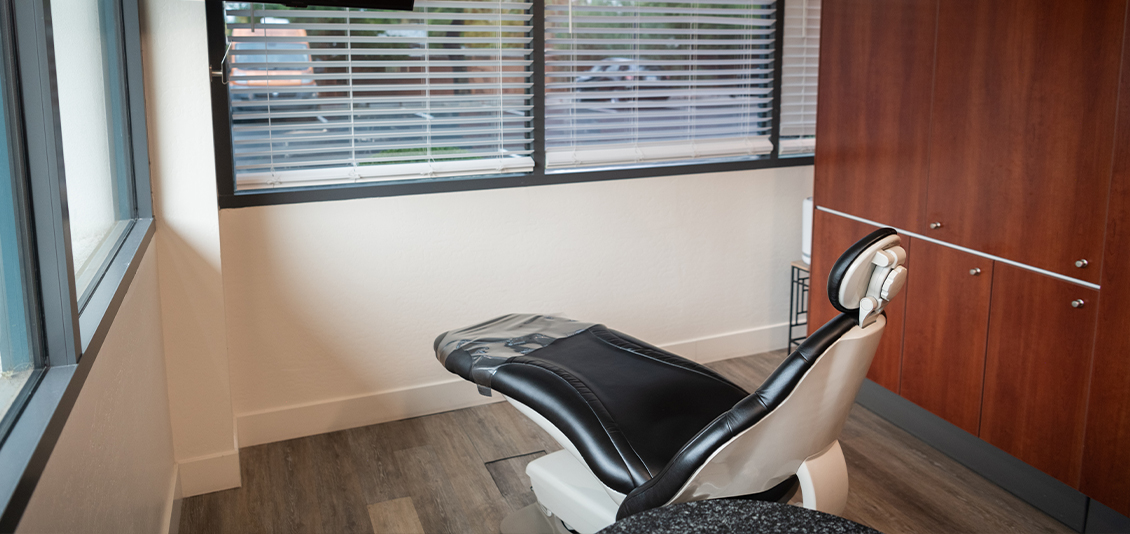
[615,228,906,520]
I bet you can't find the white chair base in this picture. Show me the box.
[797,440,850,515]
[506,440,850,534]
[499,502,574,534]
[525,450,619,534]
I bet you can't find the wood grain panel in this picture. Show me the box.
[925,0,1124,284]
[980,264,1098,487]
[899,240,993,435]
[368,498,426,534]
[485,451,547,512]
[808,210,908,392]
[813,0,936,230]
[307,432,371,533]
[1080,6,1130,514]
[181,353,1073,534]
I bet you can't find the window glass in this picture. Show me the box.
[0,48,37,430]
[544,0,777,169]
[222,1,534,190]
[778,0,819,154]
[207,0,820,202]
[51,0,135,299]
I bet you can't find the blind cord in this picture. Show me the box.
[497,0,504,171]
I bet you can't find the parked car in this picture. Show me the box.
[574,58,667,104]
[229,27,315,102]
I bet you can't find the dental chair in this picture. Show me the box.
[433,228,908,534]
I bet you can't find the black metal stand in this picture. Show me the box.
[788,261,810,352]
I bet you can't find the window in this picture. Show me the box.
[52,0,138,302]
[0,0,153,526]
[222,1,534,189]
[778,0,818,154]
[207,0,820,205]
[545,0,776,169]
[0,59,37,441]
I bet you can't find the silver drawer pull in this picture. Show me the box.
[1071,299,1086,308]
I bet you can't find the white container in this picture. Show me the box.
[802,197,813,264]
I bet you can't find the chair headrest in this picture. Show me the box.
[827,227,908,326]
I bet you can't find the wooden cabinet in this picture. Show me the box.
[813,0,935,230]
[979,264,1098,487]
[808,210,907,393]
[813,210,1100,489]
[923,0,1123,284]
[900,240,993,435]
[1080,11,1130,513]
[815,0,1130,502]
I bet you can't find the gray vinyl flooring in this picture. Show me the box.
[180,350,1074,534]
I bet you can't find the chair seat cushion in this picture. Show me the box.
[436,314,749,494]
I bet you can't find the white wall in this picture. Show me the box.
[134,0,814,489]
[140,0,240,496]
[16,247,178,534]
[220,165,813,446]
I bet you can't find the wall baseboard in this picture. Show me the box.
[237,378,504,448]
[178,449,241,498]
[1086,499,1130,534]
[234,324,788,449]
[663,322,789,364]
[161,465,183,534]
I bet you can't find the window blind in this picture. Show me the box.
[222,1,533,189]
[544,0,777,169]
[778,0,818,154]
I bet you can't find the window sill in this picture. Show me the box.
[0,218,155,531]
[217,155,815,209]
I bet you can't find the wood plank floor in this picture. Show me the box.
[180,350,1073,534]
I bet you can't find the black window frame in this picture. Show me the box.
[0,0,155,528]
[205,0,814,209]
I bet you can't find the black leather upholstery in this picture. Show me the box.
[434,229,898,520]
[614,313,858,520]
[484,326,749,494]
[827,227,897,314]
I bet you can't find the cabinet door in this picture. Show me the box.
[1081,7,1130,514]
[808,210,907,392]
[900,240,992,435]
[924,0,1123,284]
[814,0,936,230]
[980,264,1098,487]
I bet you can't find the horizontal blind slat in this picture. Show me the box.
[779,0,820,146]
[543,0,779,169]
[223,0,534,187]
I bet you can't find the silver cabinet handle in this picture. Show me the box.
[969,268,981,276]
[929,222,943,230]
[1075,259,1089,268]
[1072,299,1086,308]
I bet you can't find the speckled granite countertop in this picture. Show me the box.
[598,499,882,534]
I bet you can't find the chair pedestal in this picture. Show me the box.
[507,442,851,534]
[796,440,850,515]
[499,503,574,534]
[523,450,620,534]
